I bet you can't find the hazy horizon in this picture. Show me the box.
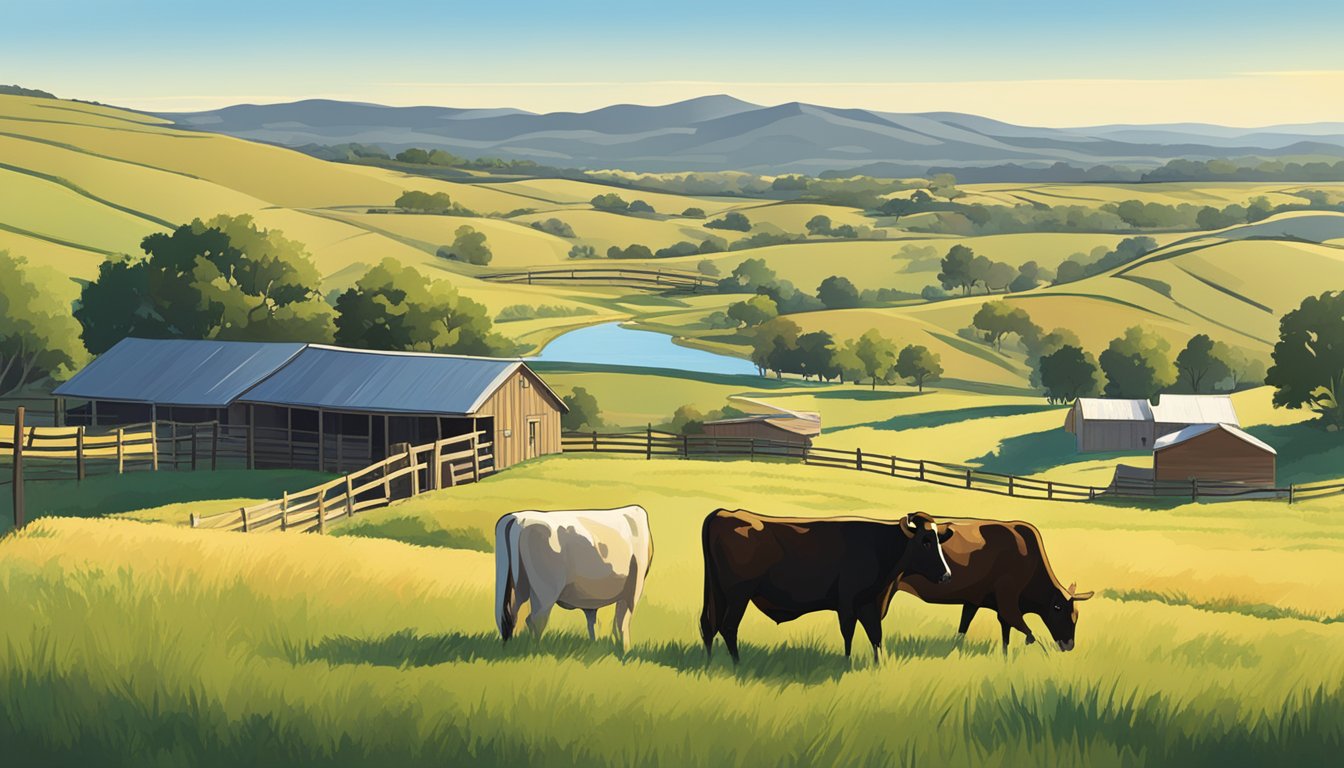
[5,0,1344,127]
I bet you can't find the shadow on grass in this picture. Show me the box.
[1246,422,1344,484]
[292,628,998,684]
[835,404,1054,434]
[970,428,1137,476]
[810,389,925,402]
[0,469,334,533]
[332,516,491,552]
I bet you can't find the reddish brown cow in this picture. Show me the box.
[700,508,953,663]
[899,518,1093,651]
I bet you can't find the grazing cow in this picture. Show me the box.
[495,505,653,652]
[700,508,953,663]
[898,519,1093,651]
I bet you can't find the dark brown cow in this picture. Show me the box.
[898,518,1093,651]
[699,508,953,663]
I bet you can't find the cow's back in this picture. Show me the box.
[899,519,1032,603]
[514,505,650,607]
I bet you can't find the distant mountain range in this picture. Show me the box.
[159,95,1344,175]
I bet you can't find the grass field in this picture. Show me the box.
[2,454,1342,765]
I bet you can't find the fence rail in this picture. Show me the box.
[190,432,493,533]
[480,267,716,292]
[561,429,1344,504]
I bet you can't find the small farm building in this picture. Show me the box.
[702,411,821,446]
[53,338,567,471]
[1153,423,1277,486]
[1064,394,1239,452]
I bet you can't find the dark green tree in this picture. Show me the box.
[937,244,978,295]
[590,193,629,212]
[972,301,1034,349]
[1175,333,1232,393]
[1266,291,1344,429]
[1099,326,1175,399]
[439,225,492,265]
[706,211,751,232]
[896,344,942,392]
[1039,345,1101,404]
[816,275,861,309]
[561,386,603,432]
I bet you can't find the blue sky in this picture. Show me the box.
[4,1,1343,124]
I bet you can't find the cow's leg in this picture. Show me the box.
[613,600,633,654]
[957,604,979,637]
[583,608,598,641]
[996,601,1035,651]
[837,604,858,659]
[856,602,884,665]
[700,573,728,662]
[719,598,750,665]
[526,595,556,639]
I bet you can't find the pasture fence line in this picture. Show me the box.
[479,267,717,292]
[560,429,1344,505]
[189,431,493,534]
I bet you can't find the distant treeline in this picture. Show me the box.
[1140,158,1344,182]
[0,84,56,99]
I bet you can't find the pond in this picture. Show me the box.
[531,322,758,376]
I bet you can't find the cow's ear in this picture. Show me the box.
[901,516,917,539]
[1072,590,1094,602]
[938,526,953,543]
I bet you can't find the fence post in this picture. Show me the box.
[170,422,178,470]
[116,428,125,474]
[592,430,598,451]
[190,512,199,529]
[1089,487,1096,501]
[407,445,419,496]
[280,492,289,532]
[317,492,326,534]
[750,439,756,462]
[1008,475,1015,496]
[11,407,24,530]
[471,434,481,482]
[240,506,250,533]
[683,433,689,459]
[150,423,159,471]
[190,425,198,471]
[918,460,926,482]
[246,412,256,471]
[890,455,896,476]
[646,424,653,460]
[76,426,86,482]
[211,422,219,471]
[1289,484,1296,504]
[855,447,862,471]
[1047,481,1054,500]
[345,475,355,517]
[965,468,972,489]
[1191,479,1199,501]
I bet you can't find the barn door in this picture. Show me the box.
[526,417,540,460]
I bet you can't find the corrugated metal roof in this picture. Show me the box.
[237,345,530,415]
[1151,394,1240,426]
[52,338,305,407]
[1154,423,1276,454]
[1076,398,1153,421]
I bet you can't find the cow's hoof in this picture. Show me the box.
[1025,635,1036,645]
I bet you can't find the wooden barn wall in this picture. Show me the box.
[1078,419,1153,452]
[701,421,811,445]
[1154,430,1275,485]
[473,368,563,468]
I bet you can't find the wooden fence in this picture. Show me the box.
[190,431,493,533]
[480,267,717,292]
[561,429,1344,504]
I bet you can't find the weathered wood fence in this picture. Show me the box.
[189,431,492,533]
[561,429,1344,504]
[480,267,717,292]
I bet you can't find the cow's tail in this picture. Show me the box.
[699,510,725,655]
[495,514,518,642]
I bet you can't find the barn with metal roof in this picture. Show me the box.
[1064,394,1240,452]
[1154,423,1276,486]
[54,338,567,472]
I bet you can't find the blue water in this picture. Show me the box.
[532,322,758,376]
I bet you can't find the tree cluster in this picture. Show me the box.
[0,251,85,394]
[394,190,476,216]
[436,226,492,265]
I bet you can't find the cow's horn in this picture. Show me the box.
[1067,582,1076,596]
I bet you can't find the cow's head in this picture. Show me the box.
[1037,581,1094,651]
[900,511,953,583]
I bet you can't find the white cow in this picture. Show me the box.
[494,505,653,652]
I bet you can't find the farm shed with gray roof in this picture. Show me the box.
[1064,394,1240,453]
[54,338,567,472]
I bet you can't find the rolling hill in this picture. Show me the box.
[160,95,1344,174]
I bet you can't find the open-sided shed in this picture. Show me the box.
[54,338,567,472]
